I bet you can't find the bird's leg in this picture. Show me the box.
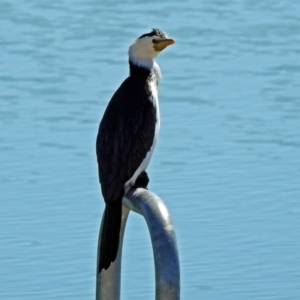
[134,171,150,189]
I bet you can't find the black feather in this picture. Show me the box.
[99,200,122,271]
[96,59,157,271]
[138,28,167,39]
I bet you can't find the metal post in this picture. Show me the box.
[96,188,180,300]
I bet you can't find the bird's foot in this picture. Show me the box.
[133,171,149,189]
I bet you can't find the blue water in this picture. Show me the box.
[1,0,300,299]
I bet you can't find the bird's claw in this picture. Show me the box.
[133,171,150,189]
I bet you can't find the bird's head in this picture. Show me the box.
[128,28,175,68]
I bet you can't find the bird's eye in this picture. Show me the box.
[152,39,158,44]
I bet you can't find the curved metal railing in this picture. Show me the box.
[96,188,180,300]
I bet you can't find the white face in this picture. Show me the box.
[128,30,174,69]
[128,35,163,62]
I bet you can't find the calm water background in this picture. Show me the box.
[1,0,300,299]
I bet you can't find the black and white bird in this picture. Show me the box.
[96,28,174,272]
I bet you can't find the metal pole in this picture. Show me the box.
[96,188,180,300]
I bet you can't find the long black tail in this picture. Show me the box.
[98,199,122,272]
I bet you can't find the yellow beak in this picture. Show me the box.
[154,39,175,51]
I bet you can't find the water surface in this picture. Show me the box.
[1,0,300,299]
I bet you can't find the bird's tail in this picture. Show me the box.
[98,199,122,272]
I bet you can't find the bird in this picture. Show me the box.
[96,28,175,272]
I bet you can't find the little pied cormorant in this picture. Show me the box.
[96,28,175,272]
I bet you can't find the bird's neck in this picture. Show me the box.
[129,60,151,79]
[129,59,162,82]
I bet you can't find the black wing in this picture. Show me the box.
[96,77,157,203]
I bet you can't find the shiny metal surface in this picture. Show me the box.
[96,188,180,300]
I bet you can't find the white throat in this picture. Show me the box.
[129,54,154,70]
